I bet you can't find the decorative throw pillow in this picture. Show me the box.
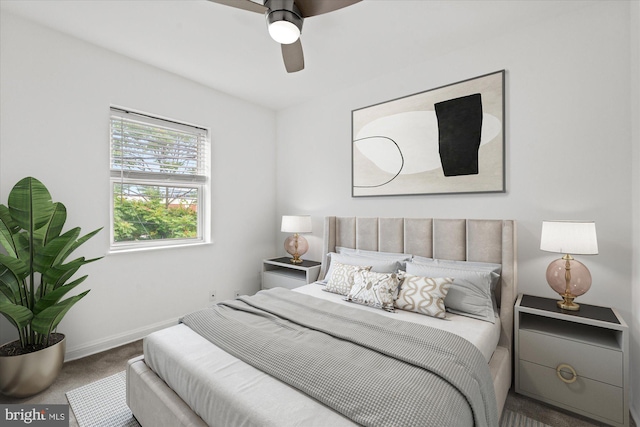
[344,270,400,312]
[405,262,499,323]
[394,273,453,319]
[323,252,403,283]
[324,262,372,296]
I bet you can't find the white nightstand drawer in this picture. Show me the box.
[519,329,622,386]
[519,360,624,424]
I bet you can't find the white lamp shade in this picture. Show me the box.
[281,215,312,233]
[540,220,598,255]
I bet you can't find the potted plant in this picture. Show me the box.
[0,177,102,398]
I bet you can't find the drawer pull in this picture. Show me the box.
[556,363,578,384]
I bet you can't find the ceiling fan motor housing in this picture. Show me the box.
[265,0,304,37]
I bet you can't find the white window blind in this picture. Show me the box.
[110,107,207,182]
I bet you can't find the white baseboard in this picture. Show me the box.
[64,318,180,362]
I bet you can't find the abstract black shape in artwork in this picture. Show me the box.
[434,93,483,176]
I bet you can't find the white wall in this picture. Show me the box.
[276,1,638,417]
[0,12,278,358]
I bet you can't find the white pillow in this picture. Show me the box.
[405,263,499,323]
[394,273,452,319]
[324,262,372,296]
[345,270,400,312]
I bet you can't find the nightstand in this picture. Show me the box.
[515,294,629,427]
[262,257,321,290]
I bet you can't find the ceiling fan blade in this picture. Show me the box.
[206,0,267,14]
[294,0,361,18]
[281,40,304,73]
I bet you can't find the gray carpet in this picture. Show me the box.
[67,371,550,427]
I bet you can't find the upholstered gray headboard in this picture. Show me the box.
[319,217,517,350]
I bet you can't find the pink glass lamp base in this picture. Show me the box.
[284,234,308,264]
[545,256,592,311]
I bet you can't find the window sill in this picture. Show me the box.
[108,240,213,255]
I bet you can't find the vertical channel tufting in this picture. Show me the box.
[356,217,379,251]
[467,220,504,311]
[379,218,405,253]
[319,216,337,280]
[467,220,502,263]
[433,219,467,260]
[336,217,356,249]
[404,218,433,257]
[498,220,517,349]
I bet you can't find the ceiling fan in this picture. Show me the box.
[207,0,362,73]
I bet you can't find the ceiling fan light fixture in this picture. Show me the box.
[265,0,303,45]
[267,15,301,44]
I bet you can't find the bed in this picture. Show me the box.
[127,217,517,426]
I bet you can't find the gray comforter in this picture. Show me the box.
[181,287,498,427]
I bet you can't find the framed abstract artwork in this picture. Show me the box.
[352,70,505,197]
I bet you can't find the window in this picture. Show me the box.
[109,107,210,251]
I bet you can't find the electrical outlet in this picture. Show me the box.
[209,289,216,302]
[234,289,241,298]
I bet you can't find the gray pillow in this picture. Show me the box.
[411,256,502,275]
[405,262,499,323]
[336,247,412,261]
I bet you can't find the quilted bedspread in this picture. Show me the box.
[181,287,498,427]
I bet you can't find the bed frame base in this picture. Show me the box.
[126,356,207,427]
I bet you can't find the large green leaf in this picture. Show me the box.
[33,202,67,247]
[33,275,87,315]
[33,228,80,274]
[0,251,30,307]
[42,258,83,288]
[43,256,100,290]
[0,205,19,257]
[14,232,31,262]
[0,261,26,305]
[8,177,54,233]
[0,300,33,330]
[57,227,103,265]
[0,253,29,281]
[31,290,89,336]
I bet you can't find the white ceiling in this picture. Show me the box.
[1,0,597,110]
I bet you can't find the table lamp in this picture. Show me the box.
[281,215,311,264]
[540,220,598,311]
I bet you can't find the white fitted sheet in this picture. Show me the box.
[143,284,501,427]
